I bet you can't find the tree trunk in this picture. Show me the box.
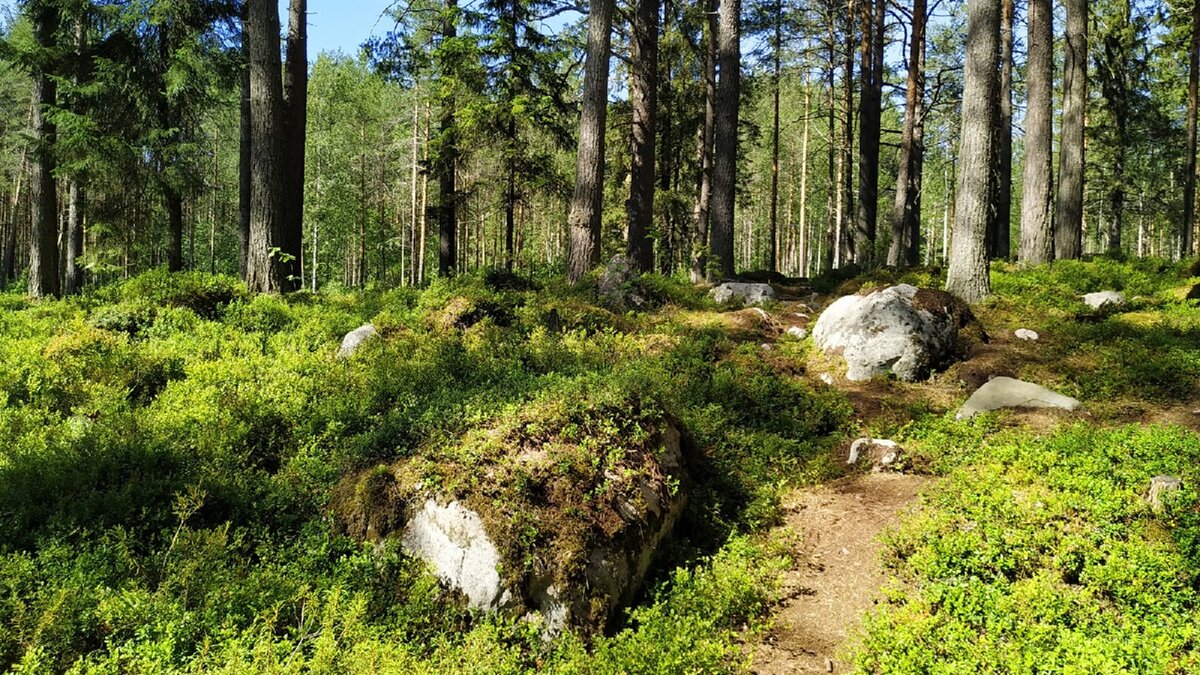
[567,0,615,281]
[238,52,251,279]
[986,0,1013,259]
[691,0,717,282]
[1055,0,1087,259]
[889,0,926,267]
[280,0,307,290]
[824,22,836,274]
[166,186,183,272]
[838,2,856,268]
[946,0,998,302]
[799,82,811,277]
[854,0,883,265]
[436,0,460,277]
[709,0,741,280]
[1185,0,1200,258]
[1019,0,1054,265]
[29,2,59,299]
[245,0,288,293]
[64,15,86,294]
[627,0,658,271]
[767,0,782,273]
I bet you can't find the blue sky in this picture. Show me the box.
[0,1,397,58]
[295,0,396,58]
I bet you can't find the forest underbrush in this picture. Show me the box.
[1,257,1198,672]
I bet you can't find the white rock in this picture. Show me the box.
[848,438,902,469]
[1082,290,1126,310]
[956,376,1081,419]
[787,326,807,339]
[1015,328,1039,341]
[820,373,834,385]
[1148,475,1184,514]
[710,282,777,305]
[401,499,513,611]
[812,285,962,382]
[337,324,379,358]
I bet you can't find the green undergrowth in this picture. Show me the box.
[856,422,1200,673]
[0,269,845,672]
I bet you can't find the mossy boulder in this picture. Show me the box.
[332,392,689,636]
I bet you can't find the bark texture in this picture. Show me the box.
[280,0,307,289]
[988,0,1013,259]
[1019,0,1054,265]
[29,2,59,299]
[854,0,884,265]
[946,0,999,303]
[1186,0,1200,257]
[691,0,717,282]
[709,0,741,280]
[567,0,614,281]
[1055,0,1087,260]
[245,0,287,293]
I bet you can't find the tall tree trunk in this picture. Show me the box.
[1187,0,1200,258]
[691,0,717,282]
[854,0,883,265]
[29,2,59,299]
[767,0,782,273]
[946,0,998,302]
[1055,0,1087,259]
[437,0,460,276]
[986,0,1013,259]
[627,0,658,271]
[824,21,836,274]
[2,139,25,288]
[280,0,307,290]
[799,82,811,277]
[1019,0,1054,264]
[889,0,926,267]
[64,14,86,294]
[567,0,614,281]
[838,2,856,268]
[245,0,287,293]
[709,0,741,280]
[238,52,251,279]
[659,0,675,275]
[166,187,183,272]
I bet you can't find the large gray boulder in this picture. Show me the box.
[1082,291,1126,311]
[812,284,973,382]
[710,282,777,305]
[956,376,1080,419]
[337,324,379,359]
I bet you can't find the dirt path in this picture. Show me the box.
[750,472,933,674]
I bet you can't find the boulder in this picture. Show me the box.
[1148,475,1184,514]
[847,438,903,471]
[334,414,687,637]
[1015,328,1039,341]
[1082,291,1126,311]
[598,255,646,310]
[337,324,379,359]
[956,376,1081,419]
[812,285,978,382]
[710,282,777,306]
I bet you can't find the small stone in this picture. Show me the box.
[1015,328,1039,341]
[848,438,903,471]
[1082,290,1126,310]
[761,343,773,351]
[337,324,379,359]
[787,326,808,339]
[1148,475,1184,514]
[820,373,834,385]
